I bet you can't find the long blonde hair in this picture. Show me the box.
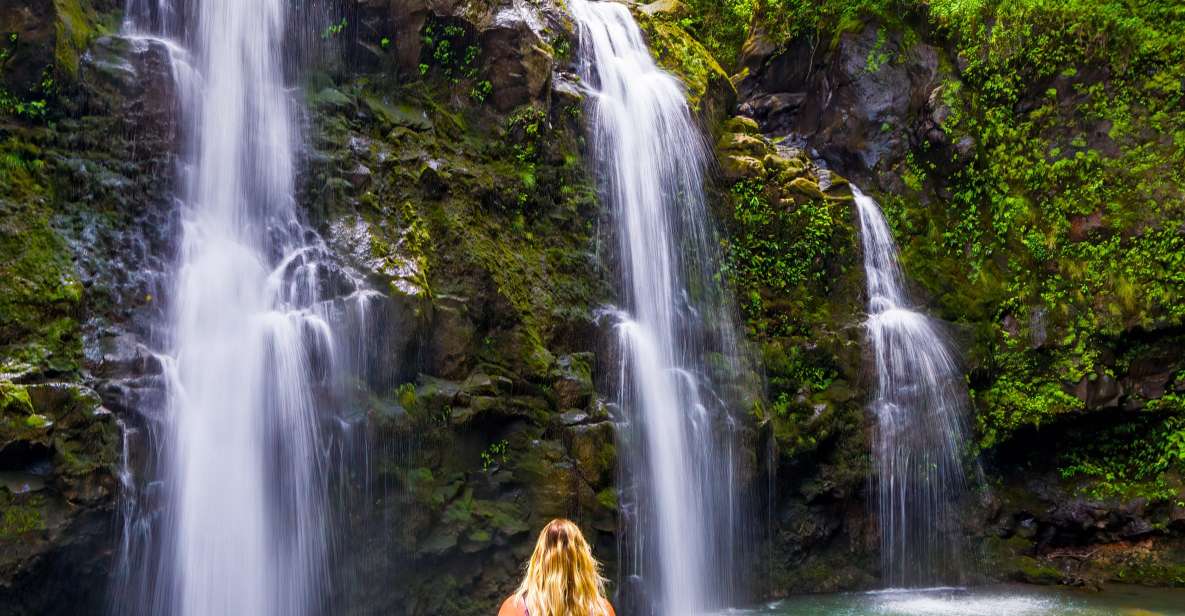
[515,519,609,616]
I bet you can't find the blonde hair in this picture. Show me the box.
[515,519,609,616]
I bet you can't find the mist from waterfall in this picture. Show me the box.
[853,185,972,588]
[570,1,748,613]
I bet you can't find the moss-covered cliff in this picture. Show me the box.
[2,0,1185,614]
[1,1,176,613]
[299,5,621,607]
[730,0,1185,593]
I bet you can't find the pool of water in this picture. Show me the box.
[727,585,1185,615]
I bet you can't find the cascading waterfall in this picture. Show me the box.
[853,185,971,588]
[111,1,376,614]
[571,1,746,613]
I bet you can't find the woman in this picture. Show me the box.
[498,519,616,616]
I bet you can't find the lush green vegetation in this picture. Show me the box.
[676,0,756,67]
[903,1,1184,473]
[741,0,1185,500]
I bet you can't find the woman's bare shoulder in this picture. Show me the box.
[601,597,616,616]
[497,595,524,616]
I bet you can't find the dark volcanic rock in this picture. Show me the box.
[737,22,947,185]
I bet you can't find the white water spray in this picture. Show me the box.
[853,185,971,587]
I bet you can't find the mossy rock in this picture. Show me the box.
[717,132,768,157]
[52,0,104,78]
[787,177,825,200]
[721,154,766,181]
[722,115,760,135]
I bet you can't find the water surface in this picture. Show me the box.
[729,585,1185,615]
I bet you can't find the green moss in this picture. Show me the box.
[1016,559,1064,585]
[710,121,866,467]
[635,10,734,114]
[0,381,35,415]
[0,188,84,376]
[309,78,607,387]
[595,487,618,511]
[1113,559,1185,587]
[720,174,854,339]
[0,134,86,376]
[981,535,1064,584]
[975,351,1086,448]
[0,496,45,538]
[754,0,915,52]
[668,0,756,68]
[651,22,724,105]
[52,0,101,78]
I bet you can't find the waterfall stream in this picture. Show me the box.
[571,1,746,613]
[853,185,972,588]
[165,2,328,607]
[111,2,376,614]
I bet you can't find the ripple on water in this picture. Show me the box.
[873,592,1056,616]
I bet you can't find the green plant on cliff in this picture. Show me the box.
[396,383,418,410]
[469,79,492,104]
[753,0,903,49]
[0,34,52,120]
[722,179,844,337]
[480,439,509,472]
[320,17,347,40]
[944,3,1181,418]
[0,496,46,538]
[732,2,1185,541]
[420,19,480,84]
[1058,410,1185,501]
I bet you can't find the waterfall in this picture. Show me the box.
[852,185,971,588]
[111,1,376,614]
[571,1,745,613]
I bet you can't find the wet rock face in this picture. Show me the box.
[977,450,1185,588]
[353,0,566,111]
[78,35,180,143]
[1,0,123,94]
[0,382,118,616]
[710,112,877,594]
[296,6,615,606]
[732,7,1185,594]
[348,361,616,612]
[737,23,944,183]
[0,17,180,613]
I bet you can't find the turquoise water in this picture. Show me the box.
[728,585,1185,615]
